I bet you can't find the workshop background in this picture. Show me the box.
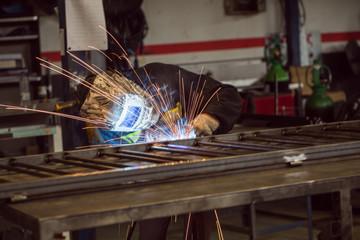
[8,0,359,153]
[1,1,360,240]
[39,0,360,147]
[0,0,359,167]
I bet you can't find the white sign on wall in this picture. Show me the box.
[65,0,108,51]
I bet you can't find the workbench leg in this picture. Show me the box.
[306,196,313,240]
[249,202,258,240]
[340,189,353,240]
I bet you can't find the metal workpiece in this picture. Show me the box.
[0,120,360,239]
[0,120,360,201]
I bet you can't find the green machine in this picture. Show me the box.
[264,36,289,92]
[305,59,334,122]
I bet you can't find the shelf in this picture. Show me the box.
[0,35,39,42]
[0,16,38,24]
[0,75,41,84]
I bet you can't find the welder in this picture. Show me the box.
[77,62,242,240]
[78,62,241,145]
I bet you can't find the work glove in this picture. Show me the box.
[192,113,220,137]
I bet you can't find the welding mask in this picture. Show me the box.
[80,72,160,132]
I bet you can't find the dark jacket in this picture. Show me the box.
[124,62,242,134]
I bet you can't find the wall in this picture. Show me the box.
[39,0,360,73]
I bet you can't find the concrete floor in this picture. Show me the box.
[95,196,360,240]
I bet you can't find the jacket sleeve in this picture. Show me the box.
[200,79,242,134]
[131,62,242,134]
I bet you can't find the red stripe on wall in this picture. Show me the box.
[41,51,62,63]
[142,37,265,55]
[41,31,360,60]
[321,31,360,43]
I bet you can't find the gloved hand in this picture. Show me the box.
[192,113,220,136]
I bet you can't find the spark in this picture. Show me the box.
[214,209,224,240]
[185,212,192,240]
[0,103,104,126]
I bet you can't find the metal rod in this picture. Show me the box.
[196,140,273,152]
[166,144,238,155]
[210,139,288,150]
[241,135,316,146]
[64,155,128,168]
[286,131,360,141]
[115,149,184,162]
[47,157,112,170]
[10,160,68,175]
[0,164,51,178]
[150,145,218,157]
[98,151,173,164]
[280,130,339,144]
[323,125,360,133]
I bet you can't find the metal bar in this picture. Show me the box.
[0,164,51,178]
[115,149,183,162]
[209,139,288,150]
[196,140,272,152]
[150,145,221,157]
[166,144,238,155]
[323,125,360,133]
[98,151,173,164]
[250,203,258,240]
[286,131,360,141]
[47,157,112,170]
[10,160,68,175]
[64,154,128,168]
[281,131,340,143]
[241,135,316,146]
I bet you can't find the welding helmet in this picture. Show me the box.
[80,72,160,132]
